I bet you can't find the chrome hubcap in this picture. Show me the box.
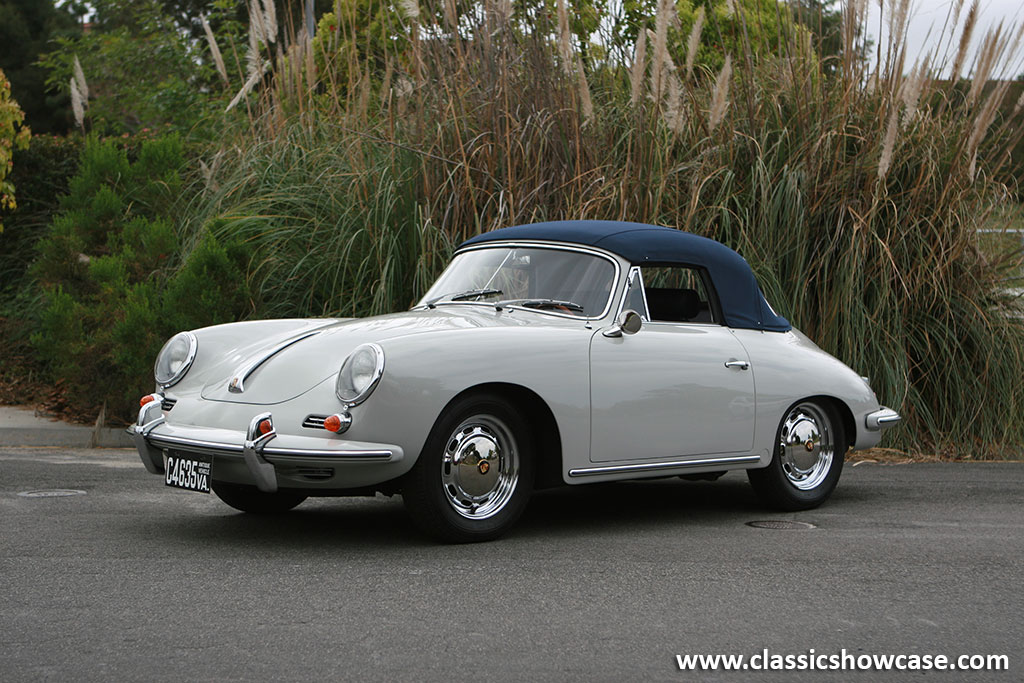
[778,403,833,490]
[441,416,519,519]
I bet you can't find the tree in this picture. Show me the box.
[0,0,80,133]
[605,0,806,74]
[789,0,868,74]
[38,0,219,134]
[0,68,31,233]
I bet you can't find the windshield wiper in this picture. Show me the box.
[450,287,503,301]
[494,298,585,313]
[423,288,505,307]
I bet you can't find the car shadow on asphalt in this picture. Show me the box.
[119,473,799,550]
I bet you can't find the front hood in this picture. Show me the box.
[199,307,521,405]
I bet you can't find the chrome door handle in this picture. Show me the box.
[724,360,750,370]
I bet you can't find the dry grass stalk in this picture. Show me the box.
[262,0,277,42]
[380,58,394,108]
[950,0,978,80]
[576,54,594,123]
[303,30,315,94]
[665,62,685,133]
[901,54,929,125]
[226,61,268,112]
[73,56,88,101]
[877,103,899,180]
[966,82,1011,179]
[69,77,85,130]
[248,0,268,45]
[494,0,511,25]
[651,0,672,102]
[556,0,572,76]
[201,15,229,85]
[708,54,731,131]
[629,30,647,106]
[888,0,911,45]
[685,7,705,78]
[967,22,1005,107]
[399,0,419,23]
[247,19,262,80]
[444,0,457,30]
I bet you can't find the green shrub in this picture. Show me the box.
[31,135,250,419]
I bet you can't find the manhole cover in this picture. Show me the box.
[746,520,816,530]
[17,489,87,498]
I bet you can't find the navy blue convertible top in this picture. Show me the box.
[459,220,790,332]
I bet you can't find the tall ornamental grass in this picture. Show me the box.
[183,0,1024,456]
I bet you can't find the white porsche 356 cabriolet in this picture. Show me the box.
[133,221,900,541]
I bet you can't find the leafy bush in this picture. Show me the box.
[32,135,249,419]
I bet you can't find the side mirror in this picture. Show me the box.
[603,309,643,338]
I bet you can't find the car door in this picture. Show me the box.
[589,267,756,463]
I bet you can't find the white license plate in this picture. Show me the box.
[163,452,211,493]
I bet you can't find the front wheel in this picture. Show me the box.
[747,400,846,511]
[211,482,307,514]
[402,394,534,543]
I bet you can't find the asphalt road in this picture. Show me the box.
[1,448,1021,682]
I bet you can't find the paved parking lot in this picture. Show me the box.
[1,448,1021,681]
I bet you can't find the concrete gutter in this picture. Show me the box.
[0,405,132,448]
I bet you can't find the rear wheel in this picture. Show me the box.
[211,482,307,514]
[747,400,846,511]
[402,393,534,543]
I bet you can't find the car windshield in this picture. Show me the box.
[418,246,616,317]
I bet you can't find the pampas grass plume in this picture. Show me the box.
[708,54,732,131]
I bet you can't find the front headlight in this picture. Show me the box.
[335,343,385,406]
[154,332,198,388]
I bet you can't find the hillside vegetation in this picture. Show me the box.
[2,0,1023,457]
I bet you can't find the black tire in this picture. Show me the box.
[402,393,535,543]
[211,482,307,514]
[747,399,846,511]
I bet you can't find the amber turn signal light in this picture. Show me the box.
[258,419,273,435]
[140,394,157,407]
[324,414,343,432]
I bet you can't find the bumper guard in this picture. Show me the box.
[865,406,902,431]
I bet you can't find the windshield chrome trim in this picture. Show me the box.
[416,241,622,321]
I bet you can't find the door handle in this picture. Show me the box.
[724,360,750,370]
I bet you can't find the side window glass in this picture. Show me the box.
[640,266,716,324]
[622,268,649,321]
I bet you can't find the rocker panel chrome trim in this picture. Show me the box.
[568,453,761,478]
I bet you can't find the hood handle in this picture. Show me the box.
[228,330,322,394]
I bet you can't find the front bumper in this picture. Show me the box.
[131,399,404,492]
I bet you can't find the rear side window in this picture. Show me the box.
[625,266,717,324]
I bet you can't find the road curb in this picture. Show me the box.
[0,406,133,448]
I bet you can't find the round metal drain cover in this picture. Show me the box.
[18,489,87,498]
[746,520,816,530]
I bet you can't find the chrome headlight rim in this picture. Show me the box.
[154,331,198,389]
[335,342,385,407]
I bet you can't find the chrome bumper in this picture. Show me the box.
[865,406,902,431]
[130,399,403,493]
